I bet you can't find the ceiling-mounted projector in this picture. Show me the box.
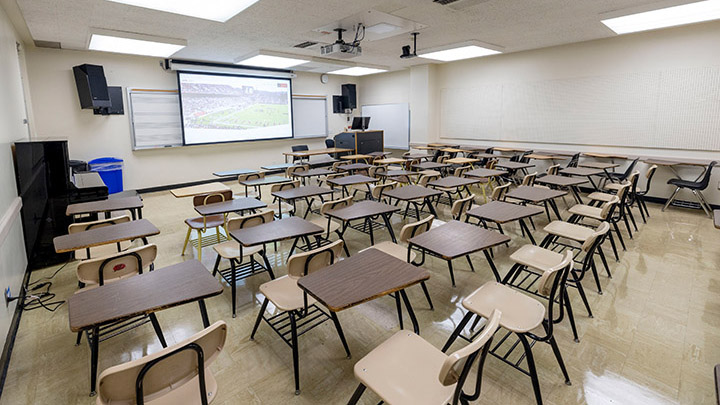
[321,28,362,58]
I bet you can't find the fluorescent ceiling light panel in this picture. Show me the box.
[105,0,259,22]
[365,22,402,34]
[602,0,720,34]
[419,45,500,62]
[235,55,309,69]
[89,33,186,57]
[328,67,387,76]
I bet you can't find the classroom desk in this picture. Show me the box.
[493,146,529,153]
[407,220,510,286]
[292,168,335,185]
[379,170,420,185]
[383,185,442,219]
[403,153,431,161]
[505,186,567,221]
[230,216,324,258]
[411,161,451,172]
[283,148,354,163]
[495,161,535,171]
[238,176,292,199]
[194,197,267,217]
[170,182,230,198]
[340,154,373,163]
[446,157,480,166]
[261,163,295,172]
[536,150,576,157]
[535,174,588,203]
[559,167,606,190]
[68,260,223,395]
[326,200,400,245]
[212,168,258,178]
[465,201,544,244]
[338,163,373,174]
[327,175,378,198]
[271,186,335,218]
[66,196,144,220]
[298,249,430,334]
[465,168,506,179]
[367,151,391,158]
[427,176,482,200]
[53,219,159,255]
[373,157,405,165]
[469,152,500,160]
[641,158,715,212]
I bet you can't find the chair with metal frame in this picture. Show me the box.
[352,167,391,199]
[430,166,474,206]
[348,309,501,405]
[68,215,132,260]
[307,195,353,256]
[291,144,309,163]
[96,321,227,405]
[235,172,265,198]
[441,251,574,405]
[181,190,233,261]
[592,171,640,231]
[663,161,717,217]
[606,158,638,183]
[286,164,310,180]
[270,180,300,218]
[565,153,580,169]
[521,172,537,187]
[250,240,350,395]
[211,210,276,317]
[635,165,657,221]
[567,195,623,261]
[476,159,500,203]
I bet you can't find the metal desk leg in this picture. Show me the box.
[400,289,420,334]
[198,300,210,328]
[89,326,99,396]
[483,250,501,282]
[549,199,563,221]
[425,196,439,218]
[381,213,397,243]
[518,219,536,245]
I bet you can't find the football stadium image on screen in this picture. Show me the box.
[178,72,293,145]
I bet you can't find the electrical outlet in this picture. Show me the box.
[5,287,11,307]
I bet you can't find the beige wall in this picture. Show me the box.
[0,3,30,350]
[24,47,358,190]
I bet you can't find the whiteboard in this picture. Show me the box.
[292,96,328,139]
[128,89,183,150]
[362,103,410,149]
[439,66,720,151]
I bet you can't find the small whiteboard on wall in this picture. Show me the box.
[362,103,410,149]
[292,96,328,139]
[127,89,183,150]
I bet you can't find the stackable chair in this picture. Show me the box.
[567,195,623,261]
[291,144,309,163]
[442,251,574,405]
[565,153,580,168]
[663,161,717,217]
[96,321,227,405]
[286,164,310,182]
[634,165,657,221]
[360,215,435,310]
[307,195,353,256]
[353,170,393,200]
[236,172,264,198]
[348,310,501,405]
[521,172,537,186]
[476,159,500,203]
[68,215,132,260]
[270,180,300,218]
[592,172,639,235]
[250,241,350,395]
[181,190,233,261]
[211,210,275,317]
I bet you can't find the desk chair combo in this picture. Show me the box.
[663,160,717,217]
[68,215,132,260]
[181,190,233,261]
[236,172,264,198]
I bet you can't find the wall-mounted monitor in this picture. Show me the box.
[178,71,294,145]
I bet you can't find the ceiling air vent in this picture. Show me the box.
[34,40,61,49]
[434,0,491,10]
[293,41,318,49]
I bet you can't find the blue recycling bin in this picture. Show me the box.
[89,157,124,194]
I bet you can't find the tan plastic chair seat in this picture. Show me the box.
[353,330,457,405]
[212,240,262,259]
[510,244,564,272]
[462,282,545,333]
[309,217,342,234]
[603,182,627,192]
[361,243,416,262]
[259,275,317,312]
[543,221,594,242]
[185,215,225,229]
[587,192,615,202]
[567,204,604,220]
[276,201,295,214]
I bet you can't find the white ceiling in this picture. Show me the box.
[15,0,702,72]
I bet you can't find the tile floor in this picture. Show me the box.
[2,179,719,404]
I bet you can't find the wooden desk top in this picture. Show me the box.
[212,168,258,178]
[54,219,160,253]
[271,185,334,200]
[495,161,535,170]
[298,249,430,312]
[261,163,294,171]
[408,220,510,260]
[441,147,466,153]
[583,152,629,159]
[414,146,439,150]
[525,154,557,161]
[194,197,267,216]
[493,146,529,153]
[66,196,143,216]
[68,260,222,332]
[428,143,455,147]
[338,163,373,171]
[327,174,378,186]
[458,145,489,152]
[427,176,481,188]
[283,148,353,157]
[505,186,568,202]
[326,200,399,221]
[171,182,231,198]
[446,157,480,165]
[465,168,506,178]
[579,162,619,170]
[641,157,713,167]
[293,168,335,177]
[230,216,323,247]
[535,175,588,187]
[383,170,420,177]
[340,154,373,161]
[412,162,451,170]
[374,157,405,165]
[238,176,292,186]
[466,201,544,224]
[404,154,431,160]
[560,167,605,177]
[383,185,442,201]
[368,151,391,157]
[536,150,576,157]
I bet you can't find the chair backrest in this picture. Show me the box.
[697,161,717,189]
[286,164,309,177]
[368,165,388,178]
[485,159,497,170]
[372,181,397,200]
[76,243,157,286]
[226,210,274,232]
[418,173,440,187]
[614,182,632,203]
[619,158,639,180]
[536,250,574,334]
[521,172,537,186]
[96,321,227,405]
[453,166,471,177]
[271,180,300,193]
[451,195,474,220]
[287,239,344,279]
[192,190,233,207]
[331,161,344,171]
[437,155,449,164]
[547,164,560,176]
[490,183,510,201]
[320,195,354,215]
[325,139,335,148]
[291,145,309,152]
[237,172,264,184]
[68,215,131,234]
[399,215,435,244]
[581,222,610,253]
[519,151,533,163]
[439,309,501,398]
[566,153,580,168]
[600,196,621,219]
[537,250,573,298]
[642,165,658,193]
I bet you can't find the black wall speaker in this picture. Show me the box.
[332,95,346,113]
[341,83,356,109]
[73,64,111,109]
